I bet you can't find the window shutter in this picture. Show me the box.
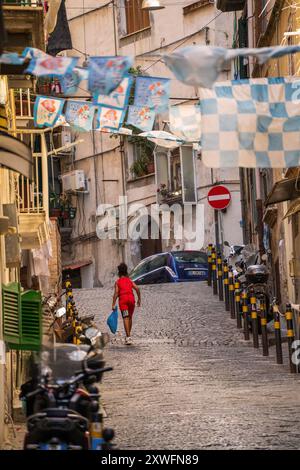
[2,282,42,351]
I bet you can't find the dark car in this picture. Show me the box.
[130,250,208,285]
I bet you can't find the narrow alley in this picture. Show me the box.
[75,282,300,450]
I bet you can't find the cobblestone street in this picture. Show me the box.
[74,281,300,450]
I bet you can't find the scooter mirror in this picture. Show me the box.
[261,253,268,261]
[55,307,66,318]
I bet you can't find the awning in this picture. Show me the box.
[283,198,300,219]
[0,131,33,179]
[265,177,300,206]
[62,260,92,271]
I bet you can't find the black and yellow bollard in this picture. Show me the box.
[65,275,72,291]
[272,299,283,365]
[217,252,224,302]
[250,289,259,349]
[207,244,213,287]
[235,286,242,329]
[212,247,218,296]
[286,303,297,373]
[223,260,230,311]
[242,290,250,340]
[259,295,269,356]
[229,266,235,319]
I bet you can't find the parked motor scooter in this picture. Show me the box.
[223,241,245,273]
[21,341,114,450]
[234,244,272,324]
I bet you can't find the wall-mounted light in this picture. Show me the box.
[142,0,165,11]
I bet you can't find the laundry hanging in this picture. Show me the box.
[169,103,201,142]
[163,45,300,89]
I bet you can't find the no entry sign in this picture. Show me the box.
[207,185,231,210]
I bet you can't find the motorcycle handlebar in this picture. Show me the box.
[24,367,113,399]
[69,366,113,385]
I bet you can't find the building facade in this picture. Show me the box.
[63,0,244,287]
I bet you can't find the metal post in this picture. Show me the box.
[212,247,218,296]
[259,295,269,356]
[40,132,49,219]
[217,252,223,301]
[234,278,242,328]
[207,244,212,287]
[242,289,250,340]
[272,300,283,365]
[250,289,259,348]
[229,266,235,319]
[235,288,242,329]
[286,303,296,373]
[223,260,230,311]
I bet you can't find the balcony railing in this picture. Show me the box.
[3,1,42,6]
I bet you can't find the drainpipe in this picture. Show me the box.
[40,133,49,219]
[119,136,126,263]
[247,0,254,76]
[0,202,5,447]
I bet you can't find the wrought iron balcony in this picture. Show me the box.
[216,0,246,12]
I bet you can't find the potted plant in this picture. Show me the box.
[130,153,149,178]
[49,192,62,218]
[147,159,155,174]
[157,183,170,199]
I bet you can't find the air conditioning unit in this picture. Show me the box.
[61,170,86,192]
[52,128,72,152]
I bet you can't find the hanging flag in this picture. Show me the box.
[96,105,125,131]
[127,105,155,132]
[139,131,184,149]
[163,45,300,89]
[64,100,96,132]
[46,0,73,56]
[26,54,78,77]
[88,56,133,96]
[34,96,65,128]
[93,75,132,109]
[134,76,170,113]
[60,67,88,96]
[199,77,300,168]
[169,104,201,142]
[0,53,24,65]
[22,47,48,60]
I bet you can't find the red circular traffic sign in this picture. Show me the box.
[207,185,231,210]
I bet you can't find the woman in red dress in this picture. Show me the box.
[112,263,141,345]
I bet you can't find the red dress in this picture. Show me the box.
[117,277,135,316]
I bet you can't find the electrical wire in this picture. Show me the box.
[142,10,223,73]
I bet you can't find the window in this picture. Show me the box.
[125,0,150,35]
[149,254,168,271]
[130,258,152,278]
[180,146,197,203]
[173,251,208,264]
[155,146,197,203]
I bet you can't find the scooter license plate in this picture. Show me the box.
[40,443,67,450]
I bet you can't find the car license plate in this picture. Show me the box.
[188,270,205,276]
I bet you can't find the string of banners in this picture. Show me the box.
[33,75,171,132]
[2,45,300,167]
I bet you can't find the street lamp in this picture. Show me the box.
[142,0,165,11]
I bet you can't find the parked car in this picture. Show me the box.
[130,251,208,285]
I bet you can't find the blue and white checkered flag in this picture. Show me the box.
[199,77,300,168]
[169,104,201,142]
